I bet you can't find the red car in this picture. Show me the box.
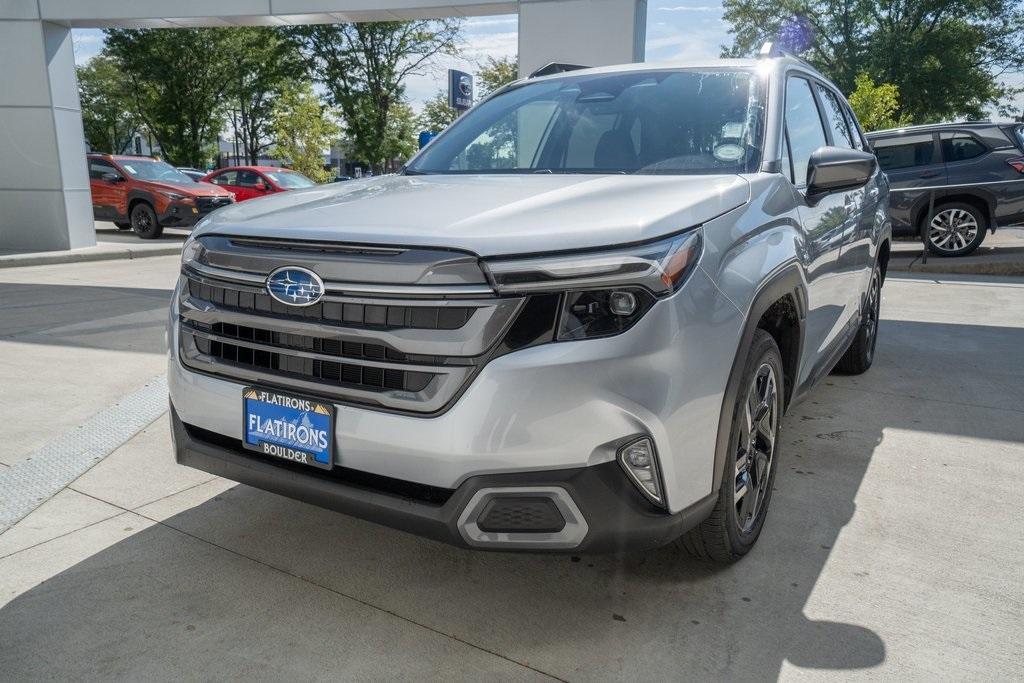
[88,154,234,239]
[201,166,317,202]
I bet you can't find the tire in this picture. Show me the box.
[114,221,131,230]
[680,329,784,563]
[924,202,986,256]
[835,262,882,375]
[130,202,163,239]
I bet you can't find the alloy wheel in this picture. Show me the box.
[929,208,978,253]
[864,270,881,361]
[734,362,779,534]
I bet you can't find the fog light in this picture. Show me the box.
[608,290,638,316]
[617,437,664,507]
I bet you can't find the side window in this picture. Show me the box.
[785,76,829,187]
[211,171,238,186]
[237,170,263,187]
[88,160,118,179]
[941,133,987,162]
[841,105,865,150]
[815,85,854,148]
[872,134,936,170]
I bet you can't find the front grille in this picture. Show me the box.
[177,243,532,413]
[196,196,233,213]
[187,277,475,330]
[191,332,433,392]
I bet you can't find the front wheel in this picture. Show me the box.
[680,329,783,563]
[130,202,163,239]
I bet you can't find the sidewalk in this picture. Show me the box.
[0,224,186,269]
[889,227,1024,276]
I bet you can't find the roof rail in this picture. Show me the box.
[866,120,995,135]
[529,62,589,78]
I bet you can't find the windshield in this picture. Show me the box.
[117,159,194,184]
[407,69,764,176]
[265,170,317,189]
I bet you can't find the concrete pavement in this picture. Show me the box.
[1,258,1023,680]
[889,226,1024,275]
[0,223,187,269]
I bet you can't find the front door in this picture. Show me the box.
[783,75,860,389]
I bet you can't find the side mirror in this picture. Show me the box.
[806,146,876,196]
[101,172,124,183]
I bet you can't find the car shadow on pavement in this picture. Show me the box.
[3,315,1022,677]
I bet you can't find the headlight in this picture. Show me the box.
[483,230,702,341]
[482,230,702,297]
[158,190,191,202]
[181,237,204,267]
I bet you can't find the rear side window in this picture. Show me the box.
[211,171,238,186]
[1014,126,1024,151]
[785,77,828,186]
[815,85,854,148]
[88,159,118,179]
[872,134,936,170]
[941,133,987,162]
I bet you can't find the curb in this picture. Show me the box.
[889,254,1024,277]
[0,245,181,269]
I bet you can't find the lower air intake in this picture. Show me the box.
[476,496,566,533]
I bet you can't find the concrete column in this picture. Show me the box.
[0,14,94,252]
[517,0,647,78]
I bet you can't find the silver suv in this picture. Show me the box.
[169,50,891,562]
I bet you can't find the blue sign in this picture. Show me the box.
[448,69,473,111]
[244,388,333,469]
[419,131,437,149]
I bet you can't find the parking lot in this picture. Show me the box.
[1,255,1022,680]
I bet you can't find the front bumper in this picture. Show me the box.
[171,406,713,553]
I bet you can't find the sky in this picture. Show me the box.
[70,1,1022,121]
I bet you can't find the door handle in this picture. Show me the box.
[919,171,941,179]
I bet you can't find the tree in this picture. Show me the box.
[848,74,910,131]
[381,101,418,170]
[226,28,304,165]
[288,21,461,173]
[476,55,518,97]
[418,91,460,132]
[271,81,339,183]
[720,0,1024,122]
[104,28,234,166]
[77,55,141,153]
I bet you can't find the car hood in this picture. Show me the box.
[193,173,750,257]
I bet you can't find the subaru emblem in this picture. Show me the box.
[266,267,325,307]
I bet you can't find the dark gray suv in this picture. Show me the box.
[867,122,1024,256]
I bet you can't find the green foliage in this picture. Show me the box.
[418,91,460,132]
[476,56,518,97]
[720,0,1024,122]
[77,55,141,154]
[381,101,419,170]
[104,28,235,167]
[287,21,461,173]
[848,74,911,131]
[225,28,304,164]
[270,81,339,183]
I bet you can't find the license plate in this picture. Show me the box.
[243,387,334,470]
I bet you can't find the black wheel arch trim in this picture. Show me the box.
[710,265,806,496]
[912,188,996,236]
[127,189,157,215]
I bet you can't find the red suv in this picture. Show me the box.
[201,166,317,202]
[87,154,234,239]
